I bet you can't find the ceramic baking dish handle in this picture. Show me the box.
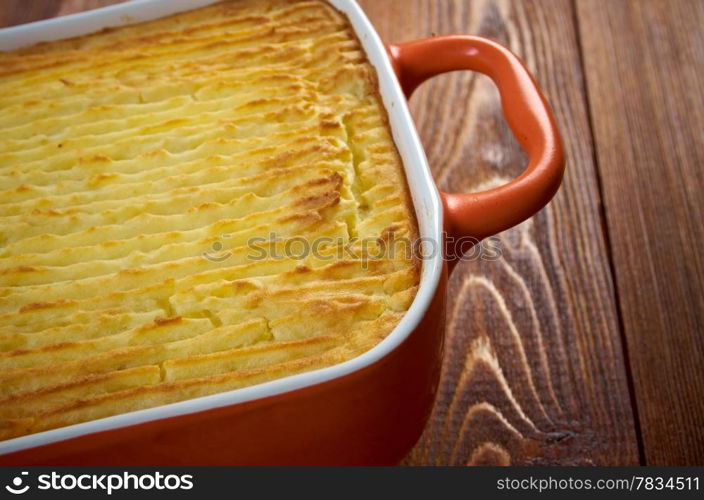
[388,35,565,247]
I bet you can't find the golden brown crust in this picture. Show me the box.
[0,0,419,440]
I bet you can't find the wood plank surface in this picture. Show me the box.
[576,0,704,465]
[359,0,638,465]
[0,0,645,465]
[0,0,126,27]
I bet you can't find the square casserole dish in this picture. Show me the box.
[0,0,563,465]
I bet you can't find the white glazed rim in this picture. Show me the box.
[0,0,444,455]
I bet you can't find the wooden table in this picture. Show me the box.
[2,0,702,466]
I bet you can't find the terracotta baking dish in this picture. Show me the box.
[0,0,564,465]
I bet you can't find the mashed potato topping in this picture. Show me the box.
[0,0,418,440]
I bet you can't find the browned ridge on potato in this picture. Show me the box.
[0,0,419,441]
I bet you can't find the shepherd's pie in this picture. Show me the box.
[0,0,419,440]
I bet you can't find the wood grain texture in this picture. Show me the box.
[359,0,638,465]
[0,0,125,27]
[577,0,704,465]
[0,0,642,465]
[0,1,59,27]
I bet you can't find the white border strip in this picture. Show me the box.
[0,0,443,455]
